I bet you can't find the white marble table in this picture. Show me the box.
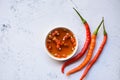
[0,0,120,80]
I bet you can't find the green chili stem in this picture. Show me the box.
[93,19,103,35]
[102,17,107,35]
[73,7,86,24]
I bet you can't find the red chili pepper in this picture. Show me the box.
[61,8,91,73]
[66,19,103,76]
[80,18,107,80]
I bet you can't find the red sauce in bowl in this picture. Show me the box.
[46,27,77,59]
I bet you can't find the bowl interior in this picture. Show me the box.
[45,27,78,61]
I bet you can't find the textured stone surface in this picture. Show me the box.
[0,0,120,80]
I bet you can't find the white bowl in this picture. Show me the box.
[45,27,78,61]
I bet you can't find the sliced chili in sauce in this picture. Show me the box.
[46,27,76,58]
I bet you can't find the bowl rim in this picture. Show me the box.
[45,26,78,61]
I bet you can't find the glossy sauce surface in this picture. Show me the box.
[46,27,76,58]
